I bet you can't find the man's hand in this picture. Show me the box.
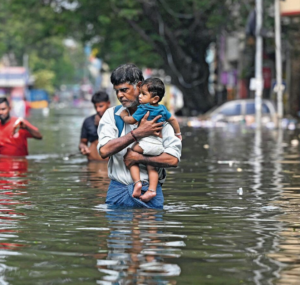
[12,118,30,135]
[80,145,91,155]
[12,118,25,135]
[12,117,43,139]
[124,148,143,169]
[134,112,163,139]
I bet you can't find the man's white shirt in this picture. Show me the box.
[97,106,182,185]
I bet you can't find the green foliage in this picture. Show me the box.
[2,0,259,73]
[33,70,55,94]
[0,0,282,111]
[0,0,81,92]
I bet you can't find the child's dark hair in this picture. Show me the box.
[91,91,109,104]
[141,78,165,102]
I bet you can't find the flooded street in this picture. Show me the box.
[1,109,300,284]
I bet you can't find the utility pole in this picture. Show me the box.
[84,44,91,81]
[255,0,263,129]
[285,41,291,115]
[23,54,29,70]
[275,0,283,123]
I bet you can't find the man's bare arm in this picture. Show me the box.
[13,118,42,139]
[79,138,91,155]
[100,132,136,159]
[124,148,178,169]
[99,112,163,159]
[23,123,42,139]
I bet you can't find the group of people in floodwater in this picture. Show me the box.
[0,64,182,209]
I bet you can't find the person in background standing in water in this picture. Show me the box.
[0,97,42,156]
[79,91,110,161]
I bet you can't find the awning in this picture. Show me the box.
[0,67,29,87]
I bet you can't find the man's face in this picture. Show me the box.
[0,102,10,124]
[94,101,110,118]
[114,82,140,109]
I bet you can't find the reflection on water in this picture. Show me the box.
[96,209,182,284]
[268,128,300,285]
[85,161,110,190]
[1,110,300,283]
[0,157,27,283]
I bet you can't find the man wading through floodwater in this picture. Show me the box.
[97,63,182,209]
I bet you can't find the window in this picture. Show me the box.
[246,103,255,115]
[262,104,270,114]
[246,102,270,114]
[220,103,241,116]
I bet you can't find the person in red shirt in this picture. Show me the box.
[0,97,42,156]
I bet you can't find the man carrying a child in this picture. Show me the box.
[97,63,182,209]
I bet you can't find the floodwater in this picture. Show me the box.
[1,108,300,285]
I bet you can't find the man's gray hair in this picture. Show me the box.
[111,63,144,86]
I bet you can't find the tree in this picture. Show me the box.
[41,0,253,113]
[4,0,262,112]
[0,0,82,92]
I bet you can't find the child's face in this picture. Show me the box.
[139,85,159,105]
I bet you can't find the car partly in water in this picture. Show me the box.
[188,99,277,127]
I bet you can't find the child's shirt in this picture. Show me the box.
[132,103,172,123]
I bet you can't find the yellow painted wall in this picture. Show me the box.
[281,0,300,16]
[30,101,48,109]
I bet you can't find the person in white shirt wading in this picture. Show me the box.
[97,63,182,209]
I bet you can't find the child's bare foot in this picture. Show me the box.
[132,181,142,198]
[140,189,156,202]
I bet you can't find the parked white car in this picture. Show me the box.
[200,99,277,124]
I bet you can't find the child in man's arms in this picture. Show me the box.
[120,77,182,202]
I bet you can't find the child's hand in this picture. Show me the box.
[175,133,182,141]
[120,109,128,120]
